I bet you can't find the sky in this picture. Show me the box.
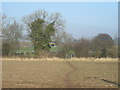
[2,2,118,39]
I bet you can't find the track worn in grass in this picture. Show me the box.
[2,58,118,88]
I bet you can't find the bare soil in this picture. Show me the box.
[2,58,118,88]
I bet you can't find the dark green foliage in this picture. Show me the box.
[28,18,56,54]
[45,22,55,36]
[99,48,107,58]
[2,42,11,56]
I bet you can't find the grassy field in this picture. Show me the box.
[2,58,118,88]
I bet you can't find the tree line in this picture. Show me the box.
[57,33,118,58]
[1,9,119,58]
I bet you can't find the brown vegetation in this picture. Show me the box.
[2,58,118,88]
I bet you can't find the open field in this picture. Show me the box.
[2,58,119,88]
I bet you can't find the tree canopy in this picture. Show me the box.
[91,33,115,57]
[23,9,64,54]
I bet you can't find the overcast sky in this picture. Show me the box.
[2,2,118,39]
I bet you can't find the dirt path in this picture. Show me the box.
[64,61,119,88]
[64,61,77,88]
[2,60,118,88]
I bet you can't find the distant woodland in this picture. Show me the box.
[1,9,119,58]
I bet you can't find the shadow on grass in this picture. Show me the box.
[101,79,120,87]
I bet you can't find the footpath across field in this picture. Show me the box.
[2,58,118,88]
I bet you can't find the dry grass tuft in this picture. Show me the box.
[2,57,118,62]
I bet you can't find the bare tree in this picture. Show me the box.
[22,9,64,35]
[2,15,23,56]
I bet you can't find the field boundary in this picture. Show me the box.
[2,57,118,62]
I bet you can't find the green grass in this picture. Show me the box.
[16,46,34,53]
[16,46,61,53]
[49,46,61,52]
[2,59,118,88]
